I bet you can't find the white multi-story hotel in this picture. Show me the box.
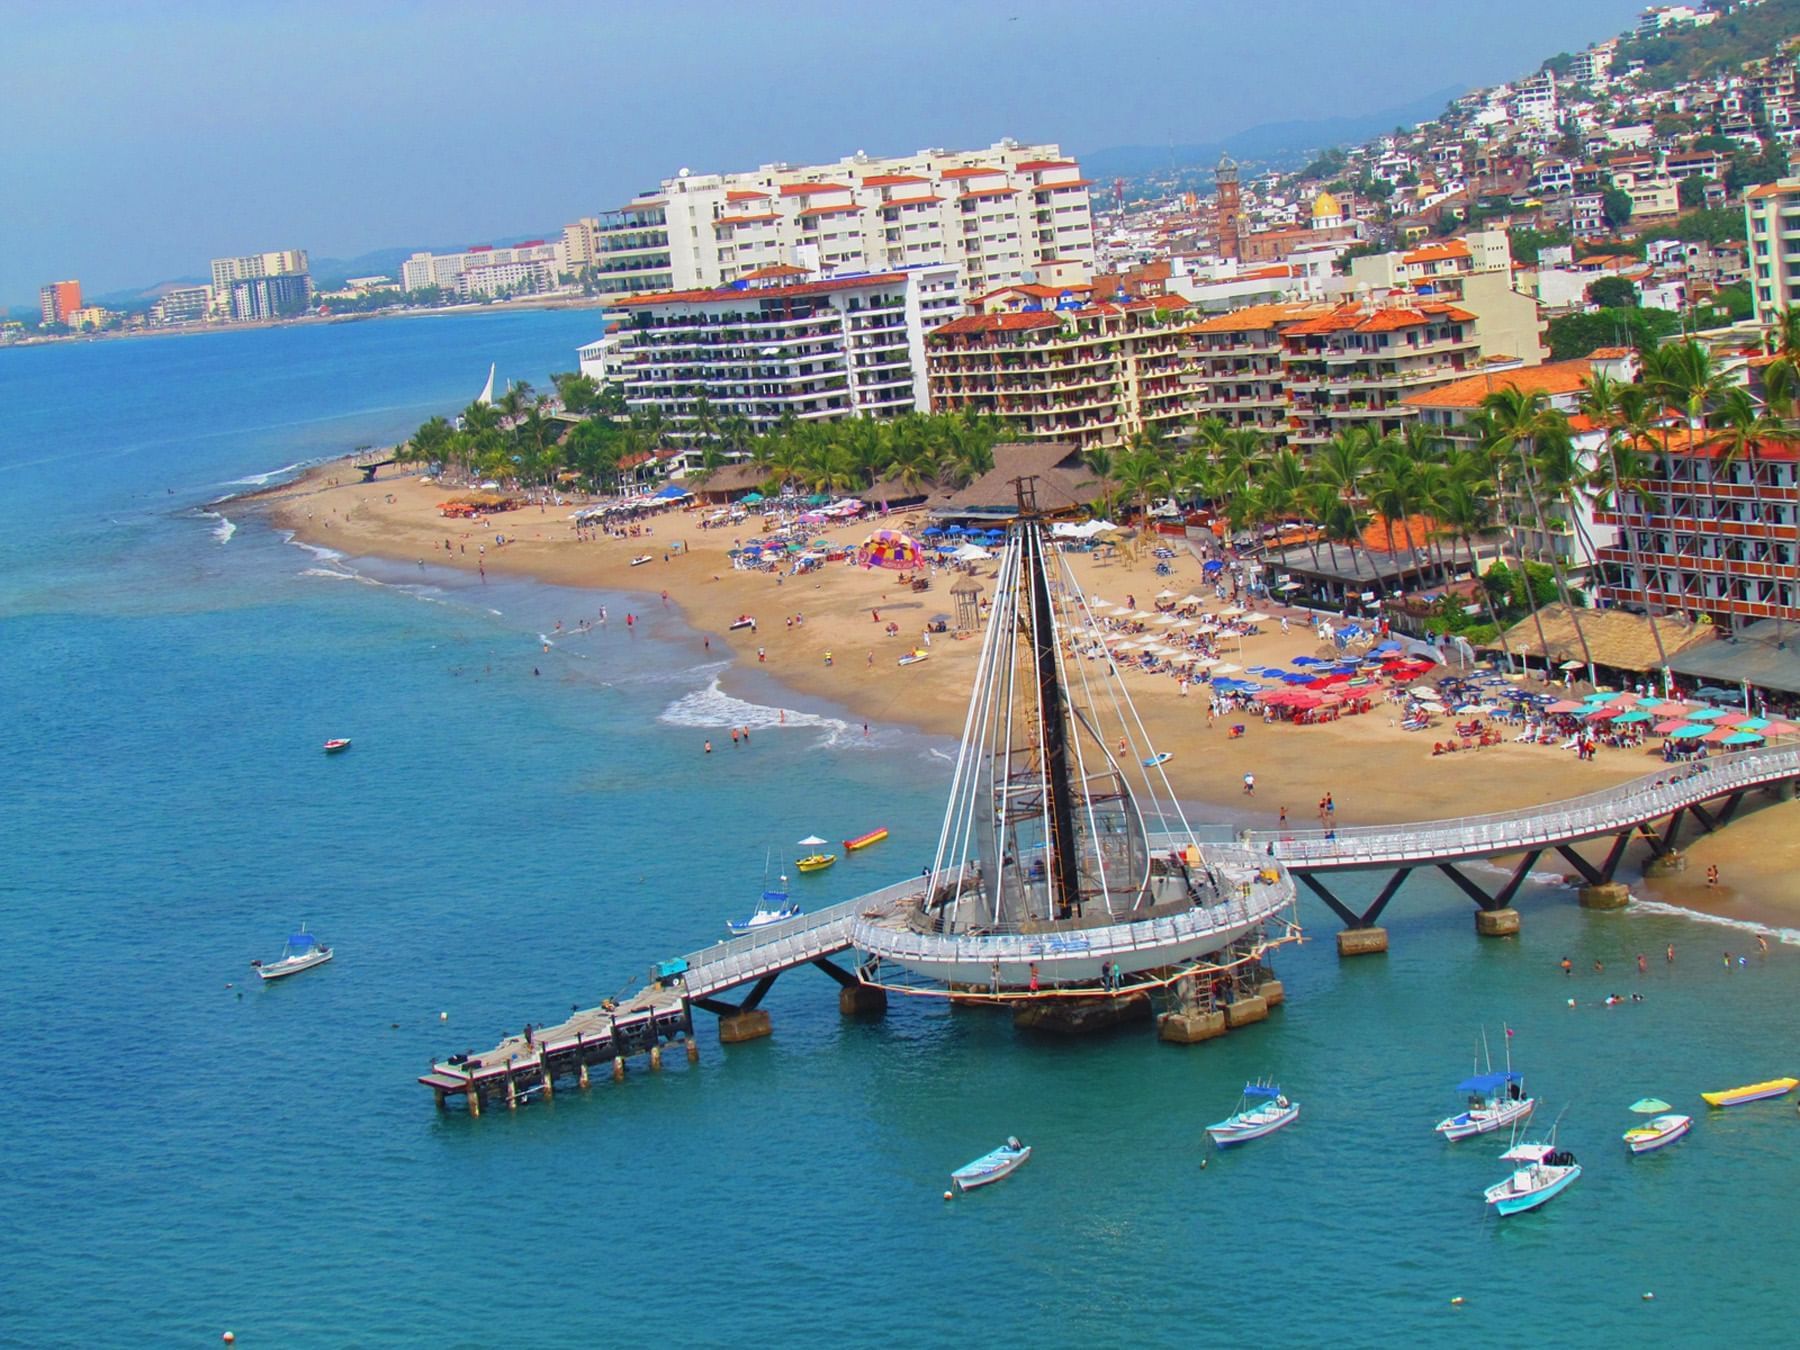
[608,264,961,445]
[399,240,565,294]
[210,249,309,293]
[586,140,1095,302]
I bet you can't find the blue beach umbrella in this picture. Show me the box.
[1667,724,1710,739]
[1685,707,1728,721]
[1737,717,1770,731]
[1722,731,1764,744]
[1612,711,1652,724]
[922,526,943,537]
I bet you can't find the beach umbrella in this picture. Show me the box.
[1156,589,1178,599]
[1546,700,1585,713]
[1722,731,1764,745]
[741,492,764,504]
[922,526,943,537]
[1613,711,1652,724]
[1668,724,1710,740]
[1629,1098,1673,1115]
[945,524,966,535]
[1558,659,1585,671]
[797,835,828,847]
[1583,707,1621,721]
[1653,718,1689,734]
[1211,662,1241,675]
[1178,594,1205,607]
[1711,711,1752,725]
[1761,719,1798,735]
[1202,560,1224,573]
[1702,727,1739,744]
[1155,614,1179,625]
[859,529,926,570]
[1172,618,1196,629]
[1685,707,1729,721]
[1242,611,1271,622]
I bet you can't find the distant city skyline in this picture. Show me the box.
[4,0,1646,308]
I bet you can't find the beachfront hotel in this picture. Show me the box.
[38,279,81,325]
[925,293,1193,452]
[608,264,961,457]
[398,241,566,296]
[1182,302,1333,440]
[1744,177,1800,323]
[1591,427,1800,627]
[582,140,1096,302]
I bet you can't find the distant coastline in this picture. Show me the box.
[0,292,612,352]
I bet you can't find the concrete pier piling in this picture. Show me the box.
[1157,1009,1227,1043]
[1644,849,1688,878]
[719,1008,773,1043]
[1256,979,1285,1007]
[838,984,888,1017]
[1336,927,1389,957]
[685,1037,700,1064]
[649,1045,662,1071]
[1224,994,1269,1028]
[612,1056,625,1082]
[1579,881,1630,909]
[1474,908,1520,937]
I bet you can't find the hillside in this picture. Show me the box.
[1616,0,1800,87]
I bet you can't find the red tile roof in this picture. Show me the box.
[1402,240,1470,265]
[881,195,942,208]
[1016,160,1078,171]
[1186,302,1331,333]
[961,187,1017,199]
[740,264,810,280]
[727,189,771,201]
[715,213,779,226]
[798,203,861,216]
[779,182,853,196]
[615,271,907,307]
[1033,179,1094,191]
[940,166,1007,180]
[1284,300,1475,336]
[930,312,1063,336]
[861,173,929,187]
[1399,358,1594,409]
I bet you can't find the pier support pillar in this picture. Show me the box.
[1579,882,1631,910]
[578,1060,590,1089]
[467,1087,482,1117]
[1224,995,1269,1029]
[685,1037,700,1064]
[1475,908,1521,938]
[1775,779,1797,802]
[432,1087,446,1110]
[839,984,888,1018]
[1644,849,1688,878]
[539,1062,554,1099]
[649,1045,663,1071]
[1158,1010,1227,1044]
[1256,980,1285,1007]
[505,1075,518,1111]
[612,1056,626,1082]
[719,1009,773,1044]
[1336,927,1389,958]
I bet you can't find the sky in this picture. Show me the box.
[3,0,1647,308]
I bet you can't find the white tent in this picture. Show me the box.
[951,543,994,561]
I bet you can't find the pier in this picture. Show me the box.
[421,851,1295,1111]
[1245,744,1800,953]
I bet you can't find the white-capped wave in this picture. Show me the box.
[660,676,859,747]
[299,567,355,582]
[226,462,303,487]
[1626,894,1800,946]
[290,539,347,564]
[928,747,954,763]
[206,512,237,544]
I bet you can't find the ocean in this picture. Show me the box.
[2,312,1795,1347]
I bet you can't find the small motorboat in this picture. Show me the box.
[1437,1057,1534,1141]
[1484,1139,1581,1216]
[323,738,351,754]
[1142,751,1173,767]
[844,827,888,852]
[726,881,801,936]
[897,648,930,667]
[1701,1077,1798,1107]
[1622,1098,1692,1155]
[951,1137,1030,1192]
[795,834,835,872]
[630,554,653,567]
[254,927,334,981]
[1206,1082,1299,1147]
[729,615,757,631]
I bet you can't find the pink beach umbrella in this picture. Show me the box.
[1702,727,1738,744]
[1761,719,1799,735]
[1653,718,1690,734]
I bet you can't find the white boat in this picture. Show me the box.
[254,927,334,981]
[951,1137,1031,1192]
[1484,1137,1581,1216]
[1622,1097,1691,1155]
[630,554,653,567]
[726,878,801,936]
[1206,1082,1299,1147]
[1437,1028,1534,1140]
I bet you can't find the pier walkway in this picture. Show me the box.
[1242,745,1800,932]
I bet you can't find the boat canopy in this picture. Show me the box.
[1499,1142,1554,1163]
[760,890,789,905]
[1457,1070,1522,1092]
[289,933,318,947]
[1242,1084,1282,1098]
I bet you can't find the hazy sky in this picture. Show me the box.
[5,0,1645,306]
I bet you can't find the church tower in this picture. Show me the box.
[1214,154,1241,261]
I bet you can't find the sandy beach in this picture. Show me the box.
[235,459,1800,931]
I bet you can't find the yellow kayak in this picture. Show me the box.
[1701,1077,1797,1107]
[796,853,836,873]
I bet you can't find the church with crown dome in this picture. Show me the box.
[1310,190,1344,230]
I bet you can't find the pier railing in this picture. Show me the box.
[1240,745,1800,869]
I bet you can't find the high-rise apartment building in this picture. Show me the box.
[1744,179,1800,323]
[1183,303,1331,439]
[228,273,313,321]
[399,241,565,294]
[588,140,1095,302]
[39,279,82,325]
[152,285,212,325]
[210,249,310,293]
[608,265,961,451]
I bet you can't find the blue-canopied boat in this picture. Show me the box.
[254,926,334,981]
[1437,1070,1535,1140]
[726,878,801,936]
[1484,1139,1581,1216]
[1206,1082,1300,1146]
[951,1137,1031,1192]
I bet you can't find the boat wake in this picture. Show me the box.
[1625,894,1800,946]
[659,676,860,747]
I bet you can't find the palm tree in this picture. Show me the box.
[1480,388,1594,679]
[1432,469,1517,670]
[1581,373,1671,684]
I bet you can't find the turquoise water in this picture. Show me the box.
[3,315,1796,1346]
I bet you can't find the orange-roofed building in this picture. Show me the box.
[1184,302,1332,444]
[926,295,1194,452]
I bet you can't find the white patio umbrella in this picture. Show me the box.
[1155,589,1178,599]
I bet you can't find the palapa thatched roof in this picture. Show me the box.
[1483,603,1715,674]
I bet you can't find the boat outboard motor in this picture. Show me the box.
[1006,1136,1022,1151]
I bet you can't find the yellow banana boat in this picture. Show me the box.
[1701,1077,1797,1107]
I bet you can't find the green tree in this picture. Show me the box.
[1676,176,1709,210]
[1586,276,1639,309]
[1601,187,1634,230]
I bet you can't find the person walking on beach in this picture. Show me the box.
[1279,806,1287,828]
[1706,864,1720,889]
[1242,772,1256,796]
